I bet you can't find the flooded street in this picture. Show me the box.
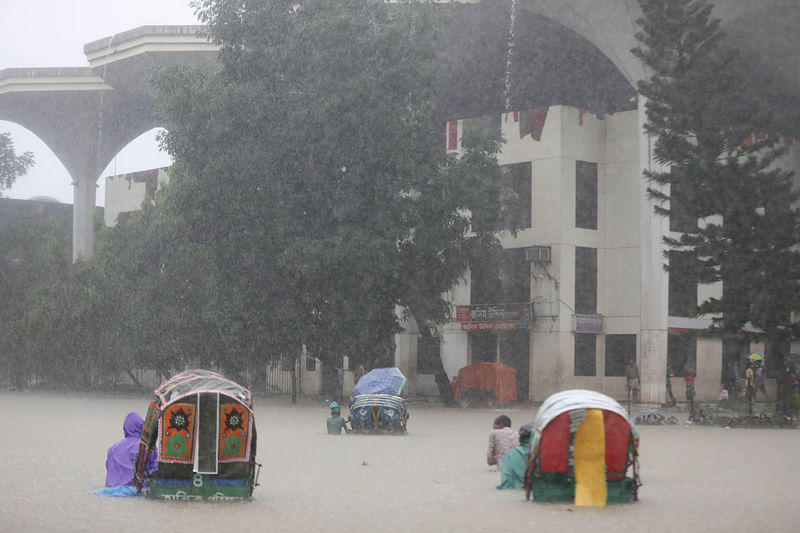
[1,392,798,533]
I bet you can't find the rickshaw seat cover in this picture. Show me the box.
[603,411,631,480]
[539,412,571,473]
[532,390,636,479]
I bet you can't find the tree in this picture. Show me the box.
[0,132,34,194]
[0,204,71,388]
[153,0,522,401]
[633,0,800,345]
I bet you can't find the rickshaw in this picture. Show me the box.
[524,389,640,506]
[349,367,409,434]
[134,369,260,500]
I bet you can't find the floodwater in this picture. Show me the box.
[1,392,798,533]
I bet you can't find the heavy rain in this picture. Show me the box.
[1,1,799,531]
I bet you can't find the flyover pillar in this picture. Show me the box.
[72,175,97,261]
[637,97,669,403]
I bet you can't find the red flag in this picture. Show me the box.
[448,120,458,150]
[520,107,548,141]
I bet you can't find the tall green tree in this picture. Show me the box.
[633,0,800,345]
[0,132,34,194]
[153,0,521,400]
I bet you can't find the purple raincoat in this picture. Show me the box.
[105,411,158,487]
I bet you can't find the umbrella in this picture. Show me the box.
[352,367,407,397]
[745,353,763,362]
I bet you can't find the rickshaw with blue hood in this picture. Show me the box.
[134,369,260,500]
[349,367,409,434]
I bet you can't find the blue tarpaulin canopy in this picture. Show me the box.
[352,367,407,397]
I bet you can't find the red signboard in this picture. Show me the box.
[456,306,471,322]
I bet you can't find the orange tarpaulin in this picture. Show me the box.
[454,362,517,406]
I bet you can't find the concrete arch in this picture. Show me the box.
[0,120,73,202]
[511,0,800,103]
[0,26,218,260]
[2,2,798,261]
[435,3,637,122]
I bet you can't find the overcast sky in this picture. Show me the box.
[0,0,201,205]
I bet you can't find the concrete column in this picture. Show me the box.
[637,97,669,403]
[72,175,97,261]
[394,331,418,397]
[393,305,420,396]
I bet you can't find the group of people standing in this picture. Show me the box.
[726,355,797,416]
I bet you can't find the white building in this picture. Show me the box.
[395,105,800,404]
[104,167,170,227]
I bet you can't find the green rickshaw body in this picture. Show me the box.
[135,369,259,501]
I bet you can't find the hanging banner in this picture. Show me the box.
[457,304,531,332]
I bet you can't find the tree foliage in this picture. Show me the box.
[633,0,800,341]
[0,204,71,388]
[0,132,34,194]
[149,0,521,393]
[1,1,523,394]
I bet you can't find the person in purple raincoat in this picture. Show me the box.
[105,411,158,487]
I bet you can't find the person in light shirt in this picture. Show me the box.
[486,415,518,470]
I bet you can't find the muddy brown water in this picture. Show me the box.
[1,392,797,532]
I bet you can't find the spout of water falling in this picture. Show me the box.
[503,0,518,113]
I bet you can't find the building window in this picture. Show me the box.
[503,162,531,229]
[574,334,597,376]
[576,160,598,230]
[605,334,636,377]
[473,162,532,231]
[668,332,697,376]
[669,166,698,233]
[575,247,597,315]
[471,248,529,304]
[417,334,441,374]
[668,250,697,317]
[306,356,316,372]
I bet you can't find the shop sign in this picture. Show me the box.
[456,303,530,322]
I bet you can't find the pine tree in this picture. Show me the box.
[633,0,800,344]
